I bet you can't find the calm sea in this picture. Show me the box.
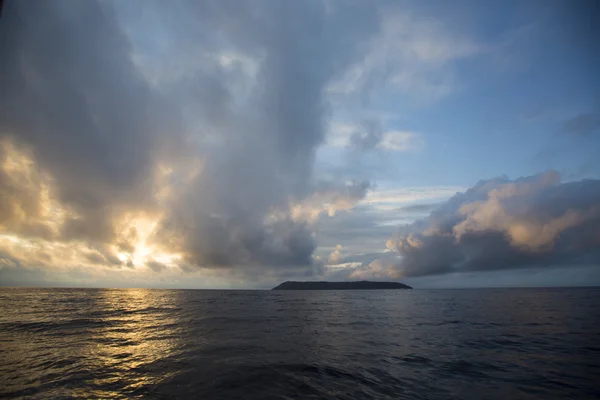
[0,287,599,399]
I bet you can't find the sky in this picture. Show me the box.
[0,0,599,289]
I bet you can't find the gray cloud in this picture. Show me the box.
[310,179,372,215]
[378,171,600,278]
[395,202,441,213]
[349,119,385,152]
[0,0,380,277]
[150,1,379,271]
[0,0,182,245]
[314,205,398,256]
[562,112,600,136]
[147,260,167,273]
[327,170,600,283]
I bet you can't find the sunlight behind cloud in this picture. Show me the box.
[113,212,182,269]
[1,0,598,288]
[0,137,187,274]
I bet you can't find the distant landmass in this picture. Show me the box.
[271,281,412,290]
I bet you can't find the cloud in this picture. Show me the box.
[1,0,181,222]
[327,245,344,265]
[348,119,384,151]
[5,1,594,290]
[562,111,600,136]
[365,186,463,210]
[378,131,426,152]
[349,258,402,280]
[141,1,381,272]
[328,7,482,105]
[314,206,397,257]
[324,251,402,281]
[379,171,600,278]
[0,0,184,272]
[146,260,167,273]
[0,139,62,242]
[313,185,463,258]
[0,0,383,281]
[396,203,441,213]
[348,120,424,153]
[327,121,424,152]
[292,180,372,222]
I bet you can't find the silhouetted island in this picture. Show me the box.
[271,281,412,290]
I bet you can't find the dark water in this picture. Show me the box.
[1,288,599,399]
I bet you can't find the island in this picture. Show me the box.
[271,281,412,290]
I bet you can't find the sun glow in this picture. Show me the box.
[0,139,183,272]
[113,212,183,270]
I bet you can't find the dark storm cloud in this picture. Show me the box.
[0,0,182,244]
[147,0,380,270]
[0,0,380,274]
[382,171,600,278]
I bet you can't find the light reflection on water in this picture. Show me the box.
[0,289,190,399]
[77,289,182,397]
[0,287,599,399]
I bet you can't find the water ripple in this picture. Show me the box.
[0,287,599,399]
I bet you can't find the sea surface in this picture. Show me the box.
[0,287,599,399]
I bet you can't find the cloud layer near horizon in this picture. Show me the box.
[343,171,600,280]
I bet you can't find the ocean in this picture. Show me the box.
[0,287,599,399]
